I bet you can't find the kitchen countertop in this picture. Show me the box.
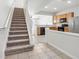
[37,25,53,27]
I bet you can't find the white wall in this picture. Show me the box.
[0,0,14,28]
[0,29,9,59]
[0,0,14,59]
[13,0,25,8]
[24,0,34,45]
[37,15,53,25]
[45,29,79,59]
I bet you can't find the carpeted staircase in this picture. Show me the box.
[5,8,33,56]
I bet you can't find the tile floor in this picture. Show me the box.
[5,43,62,59]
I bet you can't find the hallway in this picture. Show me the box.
[5,43,62,59]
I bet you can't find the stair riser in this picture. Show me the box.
[12,21,25,22]
[9,32,28,35]
[13,15,25,17]
[10,28,27,31]
[11,23,26,25]
[13,13,24,15]
[10,30,27,32]
[13,14,24,17]
[12,20,25,21]
[13,15,24,17]
[13,17,25,19]
[11,22,26,24]
[8,36,29,41]
[12,20,25,22]
[13,12,24,14]
[7,41,29,47]
[5,46,33,56]
[13,13,24,14]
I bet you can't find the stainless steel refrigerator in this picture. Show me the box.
[68,16,79,33]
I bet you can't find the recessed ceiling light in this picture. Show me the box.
[54,8,57,10]
[67,1,71,4]
[45,6,48,8]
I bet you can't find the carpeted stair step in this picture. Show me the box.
[13,17,25,19]
[5,45,34,56]
[9,31,28,35]
[9,34,29,37]
[11,22,26,25]
[10,27,27,31]
[13,15,24,17]
[8,35,29,41]
[11,24,26,27]
[11,21,26,24]
[12,19,25,21]
[12,20,25,21]
[12,20,25,22]
[7,39,29,47]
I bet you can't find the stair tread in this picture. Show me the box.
[6,45,33,51]
[12,21,25,23]
[10,30,28,32]
[10,30,27,31]
[12,18,25,19]
[11,22,26,23]
[10,29,27,31]
[11,23,25,24]
[11,25,26,27]
[11,27,27,28]
[10,27,27,30]
[10,28,27,30]
[12,20,25,22]
[9,34,29,37]
[12,21,26,23]
[11,24,26,25]
[9,31,28,35]
[12,19,25,20]
[7,39,29,43]
[13,18,25,19]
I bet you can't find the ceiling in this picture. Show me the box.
[28,0,79,15]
